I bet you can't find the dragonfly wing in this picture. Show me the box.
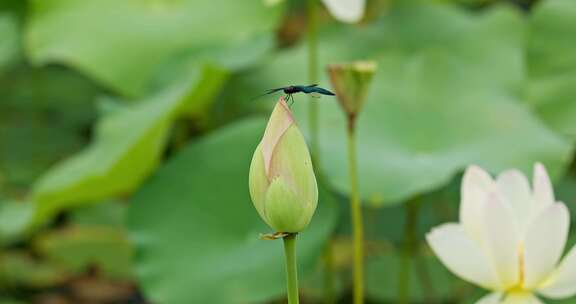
[251,87,285,101]
[265,87,286,94]
[300,86,318,94]
[312,87,335,96]
[300,86,335,95]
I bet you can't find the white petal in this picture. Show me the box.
[533,163,554,209]
[475,292,503,304]
[321,0,365,23]
[462,165,495,191]
[502,292,543,304]
[426,223,499,289]
[263,0,284,6]
[538,242,576,298]
[482,193,520,289]
[460,165,495,240]
[523,203,569,289]
[496,170,533,227]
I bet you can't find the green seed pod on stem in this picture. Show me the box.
[327,61,377,126]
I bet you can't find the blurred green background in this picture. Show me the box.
[1,0,576,303]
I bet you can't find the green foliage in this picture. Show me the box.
[0,201,33,245]
[127,118,338,303]
[70,201,127,228]
[0,300,26,304]
[527,0,576,137]
[0,251,66,288]
[30,66,227,226]
[316,51,571,205]
[365,251,461,302]
[230,2,573,205]
[1,0,576,302]
[0,66,99,189]
[34,226,133,279]
[26,0,282,96]
[0,14,19,74]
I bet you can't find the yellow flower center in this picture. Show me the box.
[507,242,527,293]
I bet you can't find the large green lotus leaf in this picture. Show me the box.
[0,66,99,189]
[0,119,85,188]
[360,1,525,92]
[217,2,524,112]
[127,118,338,304]
[34,226,134,279]
[315,54,570,205]
[31,66,227,225]
[228,2,572,205]
[235,1,524,89]
[26,0,281,96]
[526,0,576,138]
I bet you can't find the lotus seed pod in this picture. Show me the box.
[327,61,377,118]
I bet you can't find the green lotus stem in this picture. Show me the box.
[283,233,300,304]
[307,0,319,163]
[398,197,420,304]
[307,1,336,303]
[347,116,364,304]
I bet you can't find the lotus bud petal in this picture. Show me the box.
[249,97,318,233]
[327,61,377,118]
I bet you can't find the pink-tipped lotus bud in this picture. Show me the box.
[327,61,377,118]
[249,97,318,233]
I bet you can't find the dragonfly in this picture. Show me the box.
[259,84,336,106]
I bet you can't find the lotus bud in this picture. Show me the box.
[327,61,377,121]
[249,97,318,233]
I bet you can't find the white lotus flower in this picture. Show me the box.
[264,0,365,23]
[321,0,365,23]
[426,163,576,303]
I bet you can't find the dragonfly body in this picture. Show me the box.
[262,84,335,105]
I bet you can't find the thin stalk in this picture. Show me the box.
[307,1,336,303]
[398,197,420,304]
[416,253,436,302]
[347,115,364,304]
[307,0,319,163]
[283,233,299,304]
[322,240,336,304]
